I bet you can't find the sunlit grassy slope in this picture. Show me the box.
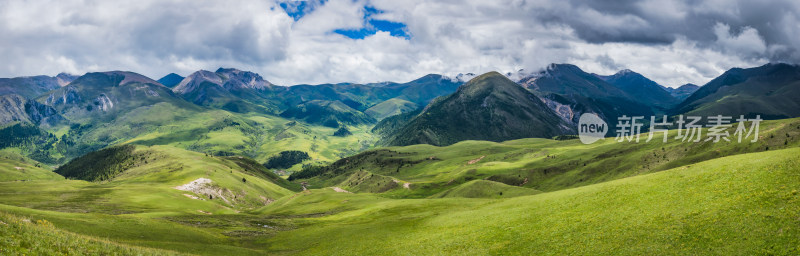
[294,117,800,198]
[0,144,798,255]
[0,149,62,182]
[259,148,800,255]
[1,145,292,215]
[121,107,375,168]
[0,211,184,255]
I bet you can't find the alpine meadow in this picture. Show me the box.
[1,1,800,255]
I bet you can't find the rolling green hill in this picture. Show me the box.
[294,117,800,198]
[364,98,418,120]
[0,149,62,182]
[432,179,541,198]
[256,147,800,255]
[279,100,376,127]
[4,145,293,214]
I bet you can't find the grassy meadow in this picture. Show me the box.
[0,118,798,255]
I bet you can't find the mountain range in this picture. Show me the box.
[1,62,798,165]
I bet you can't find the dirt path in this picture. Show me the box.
[468,155,486,165]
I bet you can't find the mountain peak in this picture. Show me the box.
[596,69,675,107]
[616,69,635,75]
[677,83,699,89]
[458,71,516,94]
[55,73,79,86]
[380,70,572,146]
[72,71,160,87]
[157,73,184,88]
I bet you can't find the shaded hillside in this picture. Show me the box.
[597,69,677,108]
[381,72,573,146]
[0,94,64,126]
[673,63,800,119]
[157,73,184,88]
[279,100,375,127]
[54,145,139,181]
[667,83,700,101]
[0,73,76,99]
[518,64,655,129]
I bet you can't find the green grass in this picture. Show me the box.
[0,149,62,182]
[364,98,418,120]
[0,145,293,215]
[0,211,184,255]
[432,179,541,198]
[294,117,800,198]
[20,98,376,168]
[0,144,798,255]
[0,118,798,255]
[258,148,800,255]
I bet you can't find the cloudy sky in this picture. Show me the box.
[1,0,798,87]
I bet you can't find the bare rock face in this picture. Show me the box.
[24,99,64,126]
[0,94,64,126]
[0,94,30,124]
[45,86,81,106]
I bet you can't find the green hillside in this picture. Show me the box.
[364,98,418,120]
[294,117,800,198]
[2,145,293,215]
[0,149,61,182]
[279,100,376,127]
[0,211,184,255]
[258,147,800,255]
[432,179,541,198]
[380,72,572,146]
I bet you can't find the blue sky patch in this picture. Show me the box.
[334,6,410,40]
[334,18,410,39]
[279,0,327,21]
[279,1,409,40]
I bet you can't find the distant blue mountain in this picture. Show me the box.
[157,73,184,88]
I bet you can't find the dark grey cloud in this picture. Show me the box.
[513,0,799,62]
